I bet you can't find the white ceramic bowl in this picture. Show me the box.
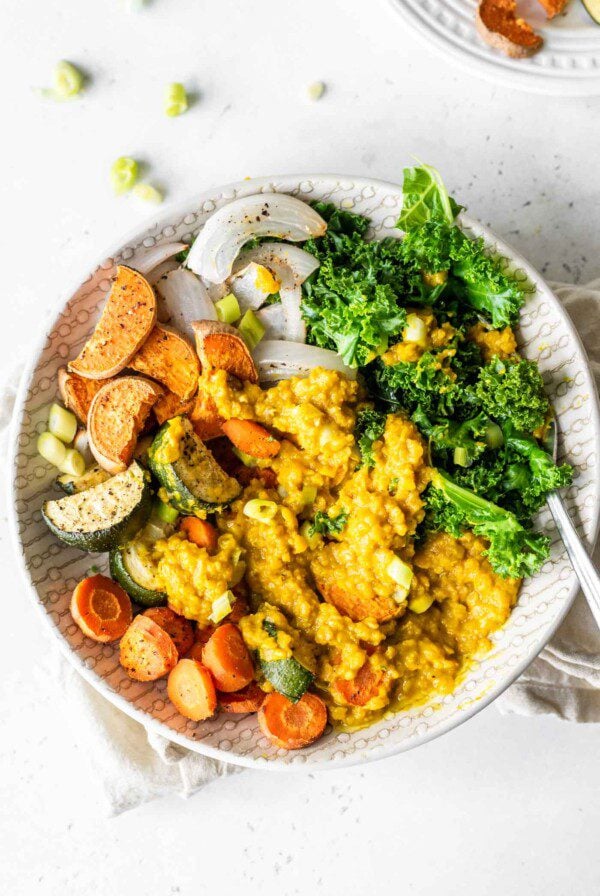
[8,175,600,770]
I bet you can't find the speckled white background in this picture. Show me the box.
[2,0,600,893]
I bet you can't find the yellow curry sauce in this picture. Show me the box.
[150,365,520,731]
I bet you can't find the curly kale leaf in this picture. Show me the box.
[424,472,549,579]
[503,424,573,513]
[308,510,349,538]
[397,164,462,230]
[476,357,550,433]
[355,409,387,468]
[302,204,411,367]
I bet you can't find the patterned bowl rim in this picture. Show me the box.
[8,173,600,771]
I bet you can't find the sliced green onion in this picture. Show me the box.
[110,157,138,195]
[209,590,234,624]
[403,313,428,347]
[301,484,318,508]
[232,446,257,467]
[154,499,179,524]
[48,403,77,444]
[307,81,325,102]
[300,520,322,551]
[238,309,265,351]
[243,498,278,523]
[133,183,163,204]
[484,422,504,450]
[37,432,67,468]
[387,556,413,593]
[453,446,470,467]
[215,292,241,324]
[408,594,435,614]
[54,61,84,98]
[59,449,86,478]
[164,82,188,117]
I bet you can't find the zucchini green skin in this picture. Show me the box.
[148,416,241,516]
[42,462,152,552]
[260,658,314,703]
[109,547,167,607]
[56,465,111,495]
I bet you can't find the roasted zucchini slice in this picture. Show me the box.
[147,415,241,516]
[110,541,167,607]
[42,462,152,552]
[56,464,112,495]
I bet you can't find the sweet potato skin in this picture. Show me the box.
[58,368,107,424]
[88,376,164,473]
[69,266,157,380]
[192,320,258,384]
[476,0,543,58]
[153,391,195,426]
[536,0,569,18]
[129,323,200,400]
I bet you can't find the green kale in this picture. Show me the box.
[355,408,387,468]
[308,510,349,538]
[504,425,573,512]
[424,472,549,579]
[397,163,462,230]
[428,412,491,468]
[302,204,409,367]
[397,165,527,329]
[476,357,549,432]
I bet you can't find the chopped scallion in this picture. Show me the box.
[154,499,179,524]
[243,499,278,523]
[209,590,234,624]
[453,446,470,467]
[165,82,188,117]
[48,403,77,444]
[110,157,138,195]
[133,183,163,204]
[484,422,504,450]
[408,594,435,614]
[59,449,86,478]
[238,309,265,351]
[37,432,67,468]
[215,292,241,324]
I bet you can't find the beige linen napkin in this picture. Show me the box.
[3,279,600,815]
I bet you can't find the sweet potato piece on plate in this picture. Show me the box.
[69,266,157,379]
[314,576,403,624]
[192,320,258,383]
[58,368,108,424]
[476,0,543,58]
[129,323,200,400]
[537,0,569,17]
[190,387,224,441]
[142,606,195,656]
[153,391,195,426]
[88,376,164,473]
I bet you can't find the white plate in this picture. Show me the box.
[391,0,600,96]
[8,174,600,770]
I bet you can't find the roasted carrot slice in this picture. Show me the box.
[188,624,216,659]
[258,692,328,750]
[235,465,278,489]
[143,606,195,656]
[332,661,383,707]
[167,659,217,721]
[222,418,280,459]
[202,623,254,693]
[70,574,132,643]
[179,517,218,553]
[219,682,265,714]
[119,615,178,681]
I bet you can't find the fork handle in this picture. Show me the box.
[546,491,600,631]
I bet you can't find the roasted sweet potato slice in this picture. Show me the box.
[88,376,164,473]
[190,387,224,441]
[58,368,108,424]
[476,0,543,58]
[537,0,569,17]
[69,266,157,380]
[314,577,403,624]
[153,390,195,426]
[192,320,258,383]
[129,323,200,400]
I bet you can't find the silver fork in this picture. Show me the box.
[544,415,600,629]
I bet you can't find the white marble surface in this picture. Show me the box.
[2,0,600,892]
